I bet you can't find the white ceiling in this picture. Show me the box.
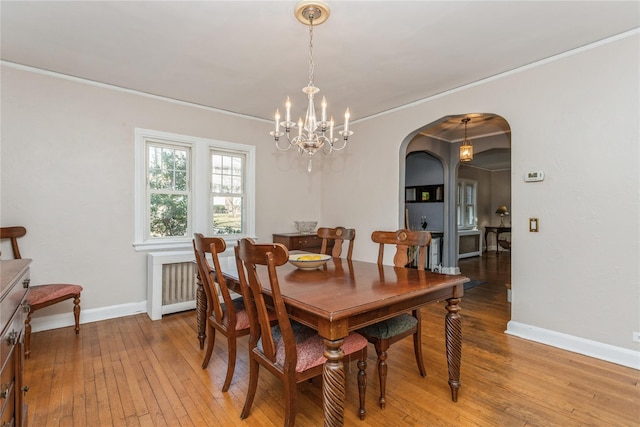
[2,1,638,133]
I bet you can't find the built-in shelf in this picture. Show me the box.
[405,184,444,203]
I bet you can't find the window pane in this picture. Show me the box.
[149,194,189,237]
[148,145,188,191]
[212,196,242,235]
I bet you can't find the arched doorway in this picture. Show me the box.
[402,113,511,275]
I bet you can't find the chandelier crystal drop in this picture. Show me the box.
[270,1,352,173]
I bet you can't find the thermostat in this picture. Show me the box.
[524,171,544,182]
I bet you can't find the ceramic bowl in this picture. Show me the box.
[288,253,331,269]
[294,221,318,234]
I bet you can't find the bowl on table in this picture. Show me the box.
[288,253,331,269]
[294,221,318,234]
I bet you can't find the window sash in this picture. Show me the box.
[210,150,245,236]
[146,141,192,239]
[457,179,477,229]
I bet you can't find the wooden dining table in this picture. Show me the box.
[200,253,469,427]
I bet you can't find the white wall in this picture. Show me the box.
[321,33,639,365]
[1,65,322,320]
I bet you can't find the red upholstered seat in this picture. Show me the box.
[27,284,83,305]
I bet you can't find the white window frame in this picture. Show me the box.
[457,178,478,230]
[134,128,255,251]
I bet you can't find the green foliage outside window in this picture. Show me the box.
[148,145,189,237]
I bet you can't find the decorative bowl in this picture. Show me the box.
[288,253,331,269]
[294,221,318,234]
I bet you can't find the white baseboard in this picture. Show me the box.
[29,300,148,333]
[441,266,461,275]
[506,321,640,370]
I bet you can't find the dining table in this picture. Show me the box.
[200,252,469,427]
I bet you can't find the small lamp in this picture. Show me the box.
[495,205,509,227]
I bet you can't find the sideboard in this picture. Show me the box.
[0,259,30,427]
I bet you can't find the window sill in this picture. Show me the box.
[133,235,256,252]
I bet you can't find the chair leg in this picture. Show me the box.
[413,329,426,377]
[413,309,426,377]
[357,357,367,420]
[240,358,260,420]
[221,334,237,392]
[375,345,388,409]
[201,322,216,369]
[283,373,298,427]
[24,310,32,360]
[73,294,81,334]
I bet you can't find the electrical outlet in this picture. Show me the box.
[633,332,640,343]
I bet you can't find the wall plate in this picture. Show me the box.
[524,171,544,182]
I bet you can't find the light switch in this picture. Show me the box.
[529,218,538,232]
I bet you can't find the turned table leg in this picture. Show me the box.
[445,296,462,401]
[322,338,345,427]
[196,273,207,349]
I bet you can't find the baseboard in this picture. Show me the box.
[29,300,148,333]
[441,266,461,275]
[506,321,640,370]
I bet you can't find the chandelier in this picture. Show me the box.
[270,1,352,173]
[459,117,473,162]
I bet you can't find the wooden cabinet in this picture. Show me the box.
[273,233,326,253]
[0,259,30,427]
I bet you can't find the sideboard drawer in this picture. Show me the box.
[273,233,324,253]
[1,269,29,331]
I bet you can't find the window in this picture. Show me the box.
[211,151,244,235]
[457,179,477,230]
[134,129,255,251]
[147,142,191,238]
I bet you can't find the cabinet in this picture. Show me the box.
[405,184,444,203]
[0,259,30,427]
[273,233,328,253]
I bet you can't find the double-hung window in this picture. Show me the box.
[457,179,478,230]
[211,151,245,235]
[147,142,191,238]
[134,129,255,251]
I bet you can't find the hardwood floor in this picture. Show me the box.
[25,252,639,426]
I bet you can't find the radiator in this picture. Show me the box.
[162,262,197,306]
[147,251,197,320]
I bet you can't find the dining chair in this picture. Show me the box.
[357,229,432,409]
[0,226,82,359]
[317,226,356,260]
[234,238,368,426]
[193,233,259,392]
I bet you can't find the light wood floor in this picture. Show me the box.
[25,253,639,426]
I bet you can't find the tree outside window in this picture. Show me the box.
[148,144,190,238]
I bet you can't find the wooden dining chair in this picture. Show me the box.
[357,229,432,409]
[0,226,83,359]
[234,238,368,426]
[192,233,255,392]
[317,226,356,260]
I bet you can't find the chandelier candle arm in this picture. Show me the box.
[270,0,353,172]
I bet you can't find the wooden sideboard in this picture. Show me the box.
[0,259,30,427]
[272,232,327,253]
